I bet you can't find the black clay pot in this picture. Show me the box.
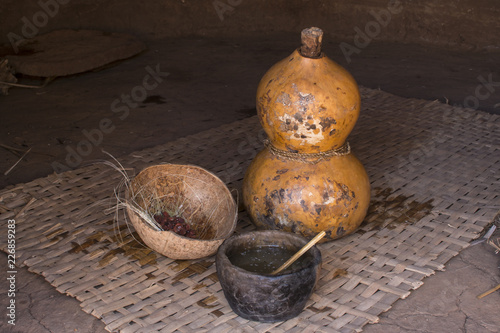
[216,230,322,322]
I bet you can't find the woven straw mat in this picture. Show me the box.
[1,87,499,333]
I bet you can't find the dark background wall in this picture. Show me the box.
[1,0,499,50]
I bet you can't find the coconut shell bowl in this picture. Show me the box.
[126,164,237,260]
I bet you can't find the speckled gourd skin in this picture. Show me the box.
[256,49,361,153]
[242,149,370,241]
[243,43,370,242]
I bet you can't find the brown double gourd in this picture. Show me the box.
[242,27,370,242]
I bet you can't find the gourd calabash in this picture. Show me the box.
[243,149,370,241]
[243,28,370,241]
[256,31,360,153]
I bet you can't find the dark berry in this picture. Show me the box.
[173,223,186,235]
[154,214,164,224]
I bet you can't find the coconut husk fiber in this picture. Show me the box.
[5,29,146,77]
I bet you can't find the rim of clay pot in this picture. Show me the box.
[218,230,322,277]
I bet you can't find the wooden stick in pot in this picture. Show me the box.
[271,230,326,275]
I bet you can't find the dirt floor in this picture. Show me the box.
[1,33,499,332]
